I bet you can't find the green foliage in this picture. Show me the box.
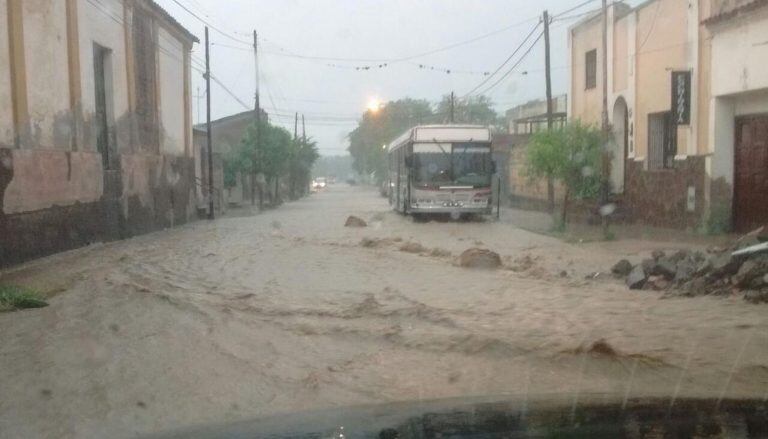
[526,121,604,201]
[0,285,48,312]
[222,119,318,200]
[698,202,731,235]
[435,94,505,131]
[348,98,433,181]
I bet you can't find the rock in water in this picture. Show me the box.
[458,248,502,269]
[626,265,647,289]
[611,259,633,277]
[732,256,768,288]
[674,258,697,283]
[709,253,740,277]
[344,216,367,227]
[655,256,678,279]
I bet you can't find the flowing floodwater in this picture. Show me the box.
[1,184,767,438]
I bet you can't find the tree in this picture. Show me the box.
[525,120,604,227]
[348,98,433,182]
[286,136,319,199]
[224,120,304,207]
[435,94,503,130]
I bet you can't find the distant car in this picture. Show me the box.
[312,178,327,190]
[346,178,357,186]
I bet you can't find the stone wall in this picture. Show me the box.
[624,156,707,229]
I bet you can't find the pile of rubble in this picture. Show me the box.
[611,227,768,303]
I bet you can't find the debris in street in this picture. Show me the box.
[344,216,367,227]
[611,259,633,277]
[429,248,452,258]
[612,227,768,302]
[458,248,501,269]
[626,265,646,289]
[399,242,427,254]
[508,254,538,272]
[360,237,385,248]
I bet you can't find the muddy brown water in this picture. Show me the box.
[1,184,767,438]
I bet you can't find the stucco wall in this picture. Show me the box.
[710,9,768,97]
[0,0,13,147]
[22,0,72,150]
[708,9,768,187]
[633,0,689,159]
[570,17,603,125]
[159,28,185,156]
[79,0,130,153]
[612,17,628,94]
[2,149,103,214]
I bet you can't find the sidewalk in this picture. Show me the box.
[498,206,734,248]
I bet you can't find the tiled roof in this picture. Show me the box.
[703,0,768,25]
[144,0,199,43]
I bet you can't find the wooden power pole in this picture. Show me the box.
[204,27,214,220]
[542,11,555,213]
[601,0,609,130]
[252,30,261,207]
[449,91,455,123]
[294,112,298,140]
[543,10,553,130]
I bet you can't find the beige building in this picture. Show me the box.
[569,0,768,231]
[505,95,568,134]
[0,0,198,266]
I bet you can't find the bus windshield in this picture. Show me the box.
[412,142,492,187]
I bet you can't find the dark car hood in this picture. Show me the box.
[144,393,768,438]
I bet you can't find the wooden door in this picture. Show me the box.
[734,115,768,232]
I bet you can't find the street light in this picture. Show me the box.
[367,97,384,114]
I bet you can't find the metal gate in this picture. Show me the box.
[734,115,768,232]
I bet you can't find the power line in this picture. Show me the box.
[166,0,252,46]
[552,0,601,18]
[475,30,544,96]
[460,21,541,98]
[258,14,540,64]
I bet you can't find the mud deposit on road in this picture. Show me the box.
[1,185,767,438]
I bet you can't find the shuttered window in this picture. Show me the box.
[648,112,676,170]
[585,49,597,89]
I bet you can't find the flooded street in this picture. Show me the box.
[1,184,767,438]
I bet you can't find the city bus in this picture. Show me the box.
[387,125,495,218]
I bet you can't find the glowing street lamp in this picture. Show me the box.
[367,97,383,113]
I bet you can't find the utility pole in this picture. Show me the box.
[253,30,262,209]
[542,11,555,214]
[543,10,553,130]
[601,0,609,131]
[600,0,611,236]
[204,27,214,220]
[302,114,307,196]
[449,91,455,123]
[294,112,298,140]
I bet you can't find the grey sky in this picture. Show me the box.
[156,0,637,156]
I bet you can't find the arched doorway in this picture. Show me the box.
[611,97,629,193]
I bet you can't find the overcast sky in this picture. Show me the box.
[156,0,638,156]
